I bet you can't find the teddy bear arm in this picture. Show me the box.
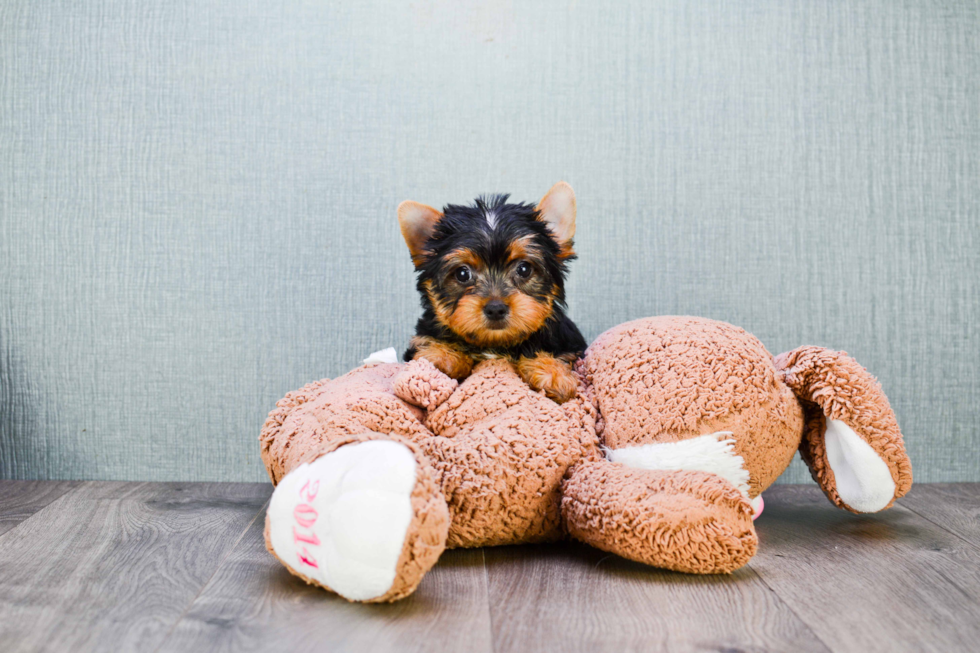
[775,346,913,513]
[561,461,758,574]
[393,357,459,410]
[259,365,454,602]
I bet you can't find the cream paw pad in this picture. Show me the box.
[266,440,421,602]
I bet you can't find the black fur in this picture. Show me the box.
[404,194,586,362]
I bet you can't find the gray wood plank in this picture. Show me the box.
[898,483,980,552]
[752,484,980,653]
[0,480,81,537]
[0,481,270,653]
[485,541,829,653]
[157,516,494,653]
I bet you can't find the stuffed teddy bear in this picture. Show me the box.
[259,316,912,603]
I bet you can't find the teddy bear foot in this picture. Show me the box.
[264,438,450,602]
[776,346,913,513]
[562,461,758,574]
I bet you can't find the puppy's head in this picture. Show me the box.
[398,182,577,348]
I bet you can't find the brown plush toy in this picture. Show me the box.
[259,316,912,602]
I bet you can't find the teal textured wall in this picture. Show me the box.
[1,1,977,481]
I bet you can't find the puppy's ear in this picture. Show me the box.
[536,182,576,257]
[398,200,443,266]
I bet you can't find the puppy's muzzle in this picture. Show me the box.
[483,300,510,326]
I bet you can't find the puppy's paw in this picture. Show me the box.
[409,336,474,380]
[517,353,579,404]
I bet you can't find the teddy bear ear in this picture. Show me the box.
[536,182,576,257]
[397,201,443,266]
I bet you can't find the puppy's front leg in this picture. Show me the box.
[408,336,474,381]
[517,352,578,404]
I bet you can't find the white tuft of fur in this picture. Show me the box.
[605,432,751,497]
[824,418,896,513]
[363,347,398,366]
[485,210,497,229]
[267,440,417,601]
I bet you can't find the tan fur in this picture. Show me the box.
[517,352,579,403]
[504,292,555,339]
[536,181,576,259]
[397,201,443,267]
[409,335,474,380]
[444,247,483,271]
[505,236,539,264]
[408,187,563,354]
[430,285,555,349]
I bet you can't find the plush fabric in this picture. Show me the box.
[562,463,758,574]
[582,317,804,498]
[259,316,912,602]
[262,430,449,603]
[776,346,914,512]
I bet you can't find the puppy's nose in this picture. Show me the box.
[483,300,509,321]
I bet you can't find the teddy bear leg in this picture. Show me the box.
[561,461,758,574]
[775,346,913,513]
[264,432,450,603]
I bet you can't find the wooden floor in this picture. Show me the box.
[1,482,978,653]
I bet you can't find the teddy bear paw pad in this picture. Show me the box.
[824,418,896,513]
[267,440,417,601]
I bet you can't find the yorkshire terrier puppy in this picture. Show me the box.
[397,182,586,403]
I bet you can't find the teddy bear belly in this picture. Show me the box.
[600,396,803,499]
[584,316,805,496]
[406,357,602,548]
[419,427,593,548]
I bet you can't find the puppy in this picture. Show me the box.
[398,182,586,403]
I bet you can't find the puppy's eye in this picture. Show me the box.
[516,262,533,279]
[454,266,472,283]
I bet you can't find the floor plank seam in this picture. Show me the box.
[0,481,87,542]
[5,483,979,652]
[481,548,497,653]
[151,497,271,653]
[743,565,834,652]
[898,500,980,556]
